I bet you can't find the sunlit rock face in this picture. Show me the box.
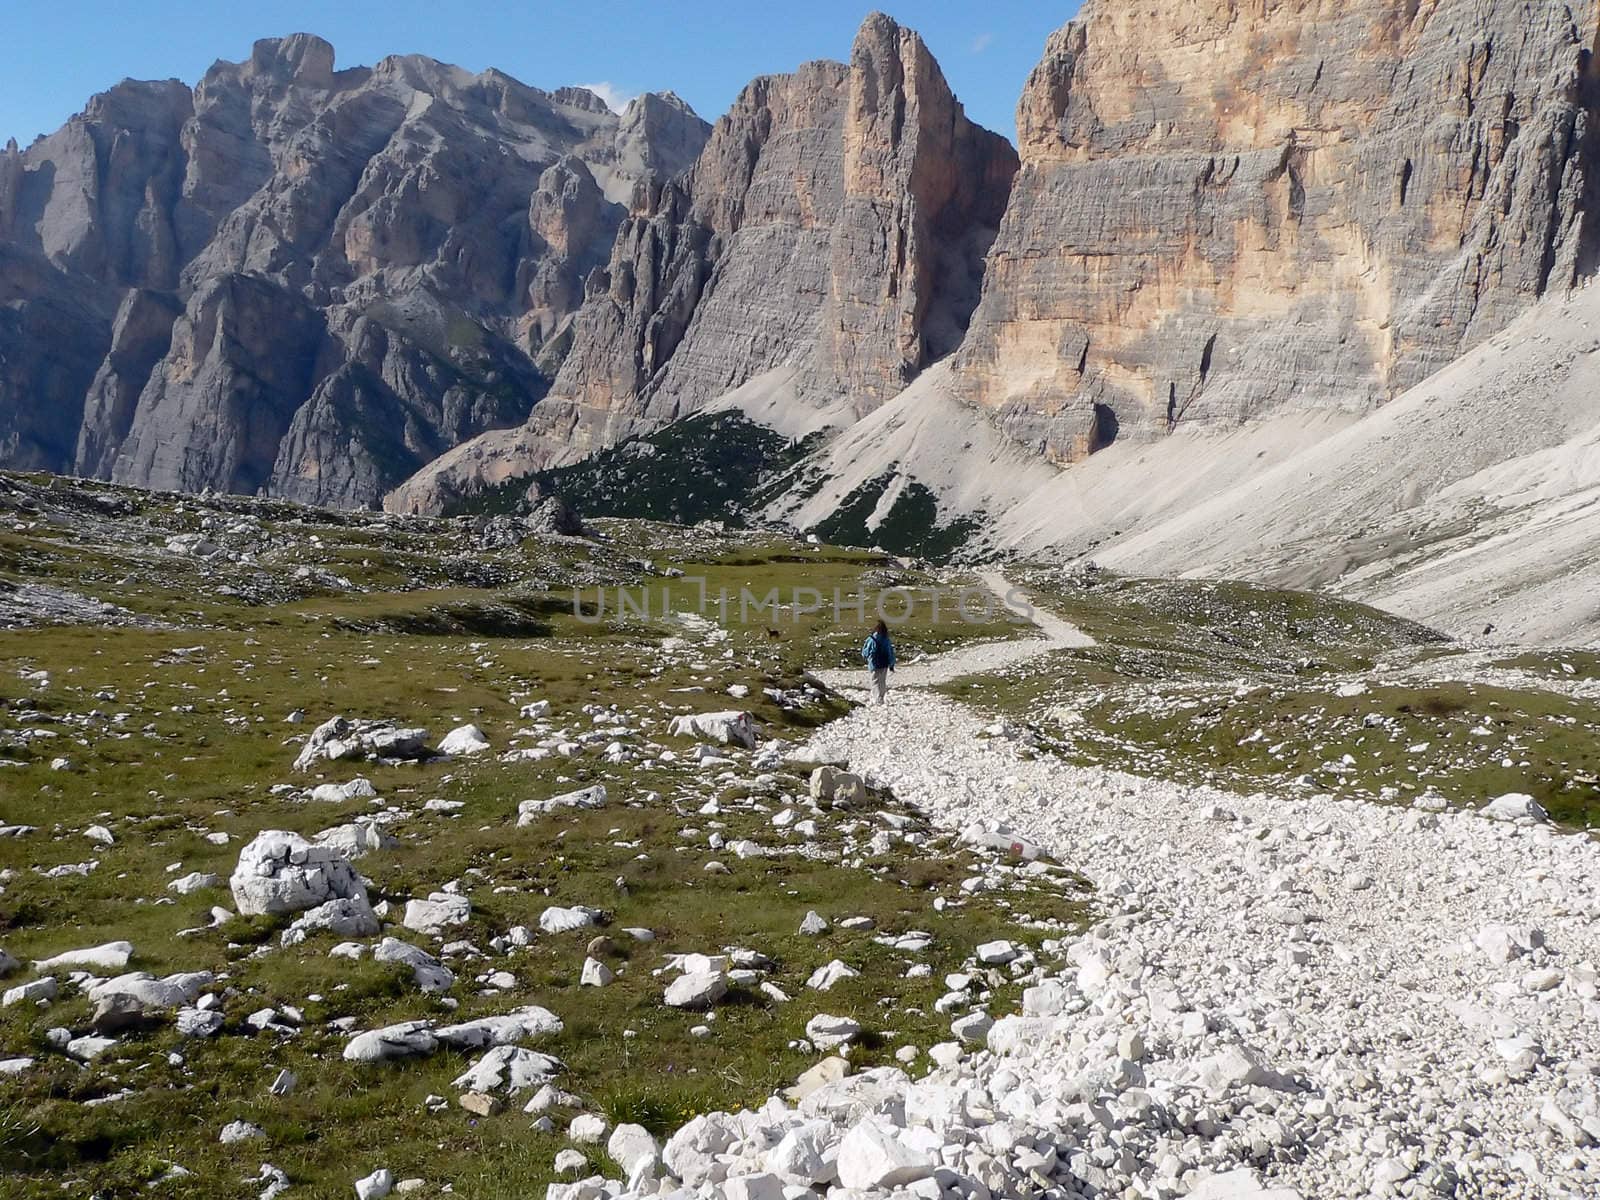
[0,34,709,504]
[950,0,1600,462]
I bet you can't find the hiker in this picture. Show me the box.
[862,619,896,705]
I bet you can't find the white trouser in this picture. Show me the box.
[869,667,889,704]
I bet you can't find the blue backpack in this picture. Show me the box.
[862,632,894,670]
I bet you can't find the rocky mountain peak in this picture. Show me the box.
[246,33,337,88]
[833,11,1017,405]
[551,86,615,114]
[848,9,953,117]
[0,34,712,507]
[80,78,194,129]
[635,90,694,115]
[13,0,1597,562]
[385,12,1019,513]
[612,90,716,194]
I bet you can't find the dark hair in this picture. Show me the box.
[873,620,889,637]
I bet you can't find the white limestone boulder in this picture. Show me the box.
[343,1020,439,1063]
[568,1114,609,1144]
[766,1120,838,1185]
[3,977,56,1007]
[662,1113,740,1187]
[439,724,491,756]
[1482,793,1550,824]
[373,938,455,993]
[950,1010,994,1045]
[809,766,866,806]
[229,831,367,917]
[309,777,378,804]
[35,941,133,971]
[665,972,727,1009]
[219,1120,265,1144]
[294,716,356,771]
[669,711,757,748]
[606,1124,659,1177]
[518,786,608,824]
[806,960,860,991]
[835,1118,934,1190]
[402,892,471,937]
[168,872,221,896]
[281,896,379,947]
[805,1013,862,1050]
[436,1006,564,1047]
[1474,923,1545,964]
[451,1045,563,1093]
[176,1007,225,1038]
[313,820,398,860]
[87,971,212,1011]
[540,905,603,934]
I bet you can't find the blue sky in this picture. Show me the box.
[3,2,1082,149]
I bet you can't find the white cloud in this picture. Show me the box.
[575,81,637,114]
[971,32,994,55]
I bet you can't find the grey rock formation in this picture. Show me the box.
[0,245,111,470]
[950,0,1600,461]
[75,289,184,478]
[388,13,1018,512]
[267,299,548,509]
[113,274,328,496]
[519,481,585,536]
[524,157,624,348]
[229,828,367,917]
[0,34,709,505]
[18,2,1597,536]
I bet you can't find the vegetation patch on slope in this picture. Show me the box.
[813,473,984,563]
[448,412,823,528]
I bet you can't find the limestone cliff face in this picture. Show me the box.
[75,289,184,478]
[827,15,1019,414]
[391,12,1019,509]
[112,274,330,496]
[0,245,109,471]
[953,0,1600,462]
[17,3,1590,524]
[0,35,709,504]
[596,12,1019,429]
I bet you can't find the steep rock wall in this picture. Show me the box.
[0,34,709,505]
[388,12,1019,511]
[952,0,1600,462]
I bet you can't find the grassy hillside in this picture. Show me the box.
[938,568,1600,826]
[0,473,1079,1199]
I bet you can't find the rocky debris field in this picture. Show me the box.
[2,473,1597,1199]
[767,699,1600,1200]
[552,580,1599,1200]
[0,472,1068,1198]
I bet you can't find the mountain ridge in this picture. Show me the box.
[399,0,1600,522]
[387,12,1019,514]
[948,0,1600,459]
[5,5,1600,641]
[0,33,711,506]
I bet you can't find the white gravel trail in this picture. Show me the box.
[798,578,1600,1198]
[816,571,1093,694]
[571,579,1598,1200]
